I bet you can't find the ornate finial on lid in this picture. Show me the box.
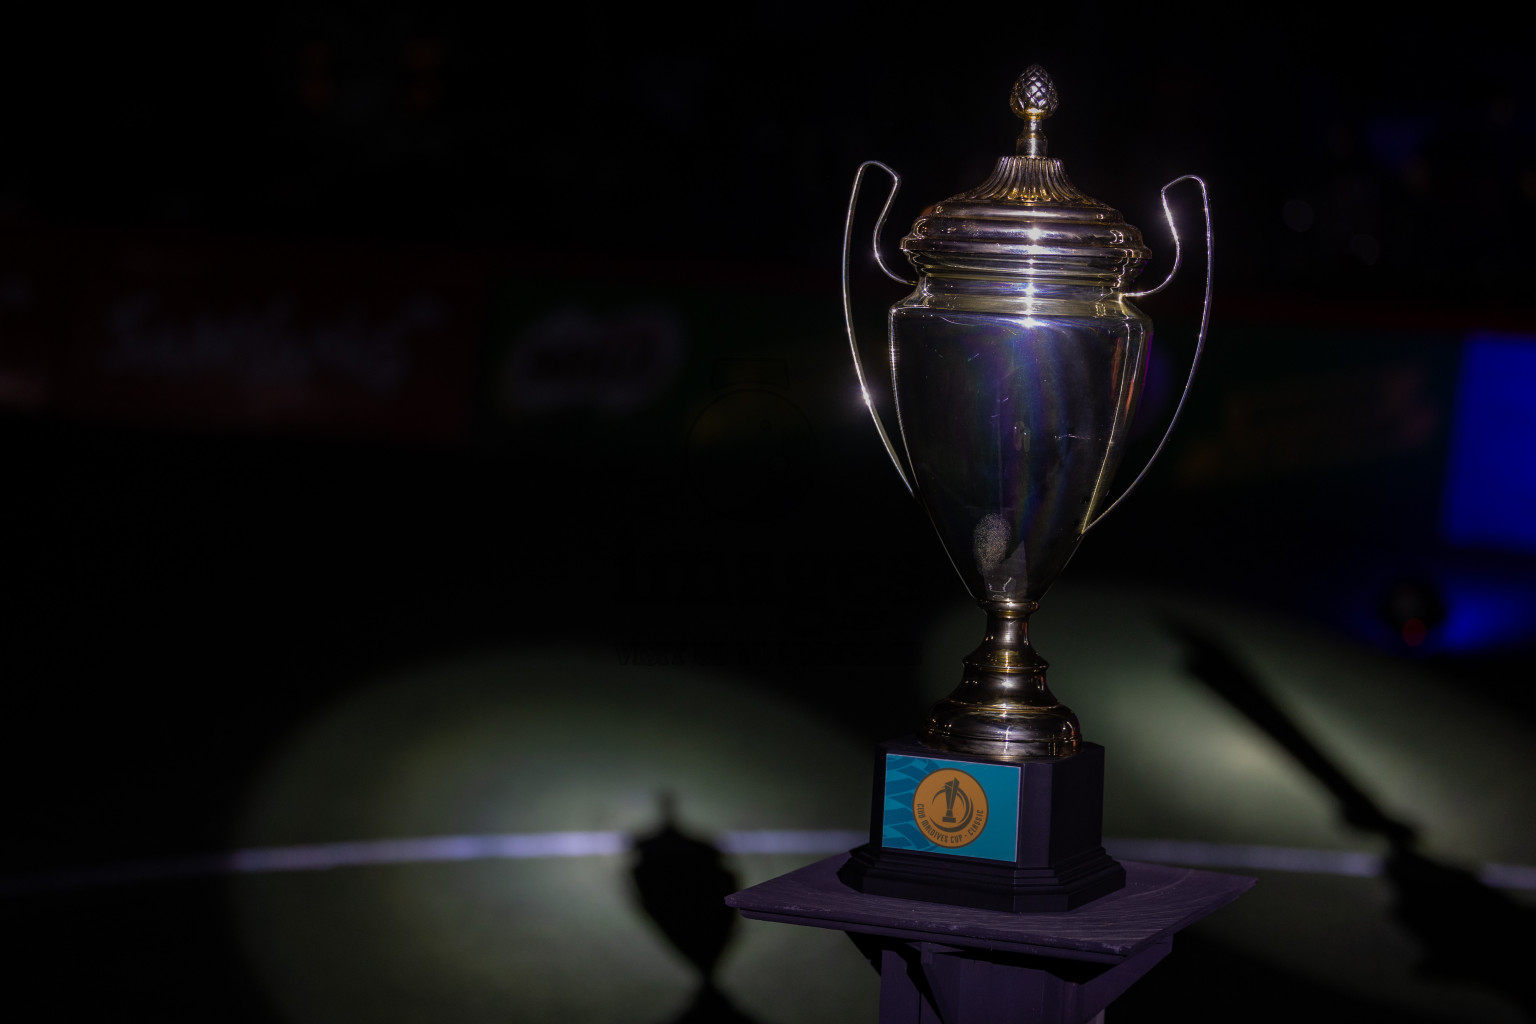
[931,62,1112,209]
[1010,65,1057,158]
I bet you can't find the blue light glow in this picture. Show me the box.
[1434,575,1536,652]
[1442,334,1536,553]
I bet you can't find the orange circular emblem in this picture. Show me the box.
[913,768,989,848]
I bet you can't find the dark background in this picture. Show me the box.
[2,3,1533,1021]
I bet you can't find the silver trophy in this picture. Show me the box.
[839,66,1211,909]
[846,65,1211,759]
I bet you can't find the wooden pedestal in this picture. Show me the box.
[728,854,1253,1024]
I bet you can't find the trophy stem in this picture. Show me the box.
[920,599,1081,760]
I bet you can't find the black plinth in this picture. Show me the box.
[728,854,1254,1024]
[839,738,1124,912]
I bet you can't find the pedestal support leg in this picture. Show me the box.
[852,934,1172,1024]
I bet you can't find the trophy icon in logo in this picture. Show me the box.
[838,65,1211,911]
[939,779,963,825]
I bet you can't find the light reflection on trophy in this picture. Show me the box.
[838,66,1212,911]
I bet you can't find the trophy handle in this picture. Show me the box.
[842,160,917,495]
[1084,174,1213,534]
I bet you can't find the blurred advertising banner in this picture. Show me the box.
[0,226,485,441]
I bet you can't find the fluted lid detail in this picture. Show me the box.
[952,156,1093,205]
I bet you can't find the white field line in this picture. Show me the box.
[4,832,1531,895]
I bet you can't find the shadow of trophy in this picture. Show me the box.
[633,794,757,1024]
[729,65,1250,1024]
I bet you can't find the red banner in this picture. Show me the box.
[0,225,485,441]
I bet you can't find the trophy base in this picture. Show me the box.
[838,738,1124,912]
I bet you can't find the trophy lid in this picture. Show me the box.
[902,66,1150,286]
